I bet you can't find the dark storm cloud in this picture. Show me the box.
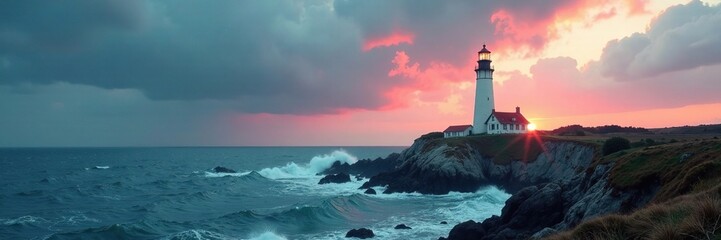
[0,0,643,114]
[0,0,147,51]
[333,0,586,65]
[599,0,721,80]
[0,0,395,114]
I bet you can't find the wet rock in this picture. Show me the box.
[318,173,351,184]
[212,166,236,173]
[323,153,402,179]
[394,224,412,229]
[345,228,374,239]
[364,188,377,195]
[447,220,485,240]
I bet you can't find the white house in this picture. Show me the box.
[442,44,532,137]
[443,125,473,138]
[485,107,530,134]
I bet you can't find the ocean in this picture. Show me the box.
[0,147,510,240]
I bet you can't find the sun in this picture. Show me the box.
[527,123,537,131]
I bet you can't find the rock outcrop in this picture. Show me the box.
[361,140,596,194]
[322,153,401,178]
[394,224,412,229]
[345,228,374,239]
[351,133,659,239]
[212,166,236,173]
[318,173,351,184]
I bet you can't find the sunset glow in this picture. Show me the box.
[363,32,415,51]
[1,0,720,147]
[527,123,537,131]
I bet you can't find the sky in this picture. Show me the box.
[1,0,721,147]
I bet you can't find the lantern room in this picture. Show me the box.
[478,44,491,61]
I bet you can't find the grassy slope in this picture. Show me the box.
[422,132,721,239]
[420,133,551,165]
[547,136,721,240]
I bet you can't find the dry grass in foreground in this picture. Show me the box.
[547,184,721,240]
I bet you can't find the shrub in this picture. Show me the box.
[603,137,631,156]
[631,141,646,148]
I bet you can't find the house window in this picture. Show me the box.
[503,124,507,130]
[521,125,525,130]
[516,124,519,130]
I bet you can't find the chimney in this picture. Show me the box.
[516,106,520,113]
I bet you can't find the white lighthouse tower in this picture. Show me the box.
[472,45,495,134]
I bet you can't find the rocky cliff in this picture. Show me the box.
[352,133,659,239]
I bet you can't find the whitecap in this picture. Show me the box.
[203,171,252,178]
[297,186,510,240]
[93,166,110,170]
[257,149,358,180]
[55,213,100,226]
[1,215,48,225]
[161,229,234,240]
[247,231,287,240]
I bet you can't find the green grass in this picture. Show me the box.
[427,134,548,165]
[610,149,679,190]
[605,140,721,202]
[547,139,721,240]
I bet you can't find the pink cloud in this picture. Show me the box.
[489,0,650,55]
[625,0,650,15]
[363,32,415,51]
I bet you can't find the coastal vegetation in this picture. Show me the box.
[325,124,721,239]
[545,126,721,239]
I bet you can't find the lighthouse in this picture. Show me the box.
[472,45,495,134]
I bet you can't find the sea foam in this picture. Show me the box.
[203,171,252,178]
[258,150,357,179]
[161,229,234,240]
[247,231,288,240]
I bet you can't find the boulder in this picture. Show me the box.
[446,220,485,240]
[503,183,564,232]
[443,184,565,240]
[364,188,377,195]
[322,153,402,179]
[345,228,374,239]
[440,221,448,225]
[212,166,236,173]
[394,224,412,229]
[319,173,351,184]
[361,144,486,194]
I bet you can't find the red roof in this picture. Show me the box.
[443,125,473,133]
[485,112,529,125]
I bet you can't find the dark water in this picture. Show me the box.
[0,147,509,240]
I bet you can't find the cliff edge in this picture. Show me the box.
[341,132,721,239]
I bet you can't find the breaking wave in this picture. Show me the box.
[257,150,358,179]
